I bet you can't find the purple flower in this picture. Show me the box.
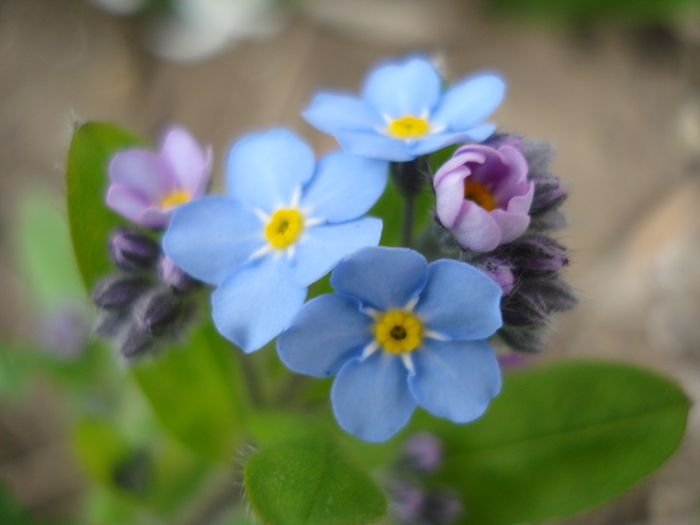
[433,143,534,252]
[106,127,212,228]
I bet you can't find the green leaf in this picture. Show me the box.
[415,360,690,525]
[132,320,248,461]
[16,192,85,311]
[66,121,148,290]
[244,434,387,525]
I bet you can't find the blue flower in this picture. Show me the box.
[302,56,506,162]
[163,129,387,352]
[277,246,503,442]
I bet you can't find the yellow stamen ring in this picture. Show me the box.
[463,180,496,212]
[374,310,423,354]
[265,209,304,249]
[387,116,430,140]
[160,189,192,210]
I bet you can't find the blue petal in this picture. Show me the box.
[302,92,384,135]
[211,255,307,352]
[288,218,383,287]
[331,351,416,442]
[409,339,501,422]
[330,247,428,310]
[226,129,315,213]
[414,260,502,340]
[277,294,372,377]
[301,151,389,223]
[463,123,497,142]
[336,130,414,162]
[362,56,442,118]
[431,73,506,130]
[163,196,264,286]
[408,131,476,157]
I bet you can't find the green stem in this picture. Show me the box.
[402,192,415,248]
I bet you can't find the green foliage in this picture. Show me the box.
[413,360,690,525]
[66,121,148,291]
[17,192,86,311]
[486,0,696,24]
[244,434,387,525]
[132,319,249,462]
[74,417,211,517]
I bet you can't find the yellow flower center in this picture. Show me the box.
[464,180,496,212]
[265,209,304,249]
[374,310,423,354]
[387,116,430,140]
[160,189,192,210]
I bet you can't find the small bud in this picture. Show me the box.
[401,432,443,475]
[115,321,154,359]
[134,286,184,336]
[498,325,547,354]
[507,236,568,275]
[474,257,515,295]
[113,449,152,494]
[388,482,425,524]
[158,255,195,293]
[528,175,567,217]
[523,276,577,313]
[421,490,462,525]
[109,228,160,272]
[92,274,150,310]
[501,289,549,328]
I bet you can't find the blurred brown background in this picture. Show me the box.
[0,0,699,523]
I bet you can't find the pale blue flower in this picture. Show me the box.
[278,246,503,442]
[163,129,387,352]
[303,56,506,162]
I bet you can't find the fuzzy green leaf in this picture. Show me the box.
[132,320,248,462]
[244,434,387,525]
[414,360,690,525]
[66,121,148,290]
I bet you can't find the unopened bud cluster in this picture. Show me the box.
[93,228,198,360]
[433,136,576,353]
[388,433,462,525]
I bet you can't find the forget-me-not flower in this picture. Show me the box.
[163,129,387,352]
[434,142,534,252]
[107,126,212,228]
[302,56,506,162]
[278,246,503,442]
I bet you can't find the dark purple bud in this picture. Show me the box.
[158,255,196,293]
[508,235,568,275]
[109,228,160,272]
[498,326,547,353]
[94,309,129,338]
[92,274,150,310]
[115,321,155,359]
[484,133,524,152]
[401,432,443,475]
[522,276,577,313]
[134,286,184,336]
[421,490,462,525]
[388,482,425,524]
[529,175,567,217]
[501,289,549,328]
[113,449,152,494]
[474,258,514,295]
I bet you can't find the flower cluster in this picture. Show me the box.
[387,433,462,525]
[93,228,198,360]
[93,54,574,441]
